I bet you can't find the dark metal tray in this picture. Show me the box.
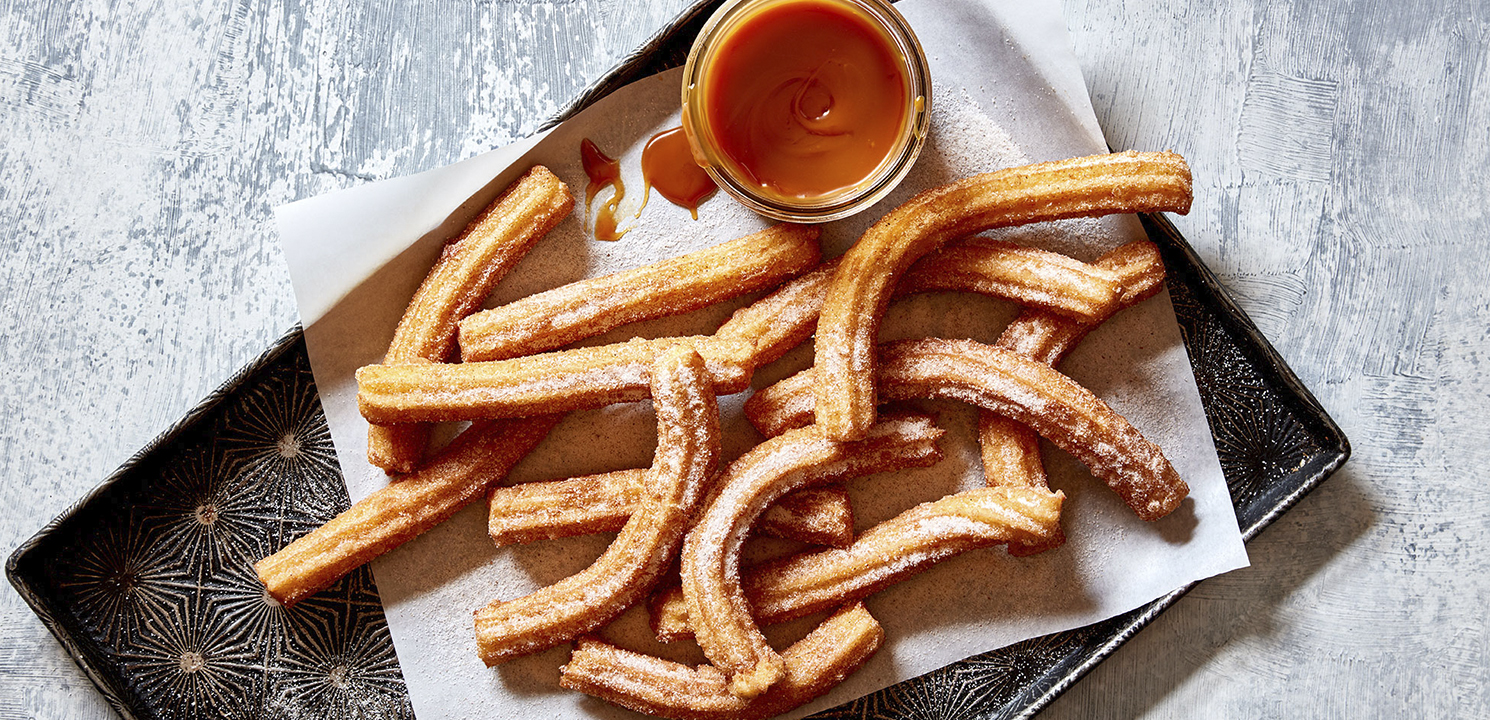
[7,3,1348,718]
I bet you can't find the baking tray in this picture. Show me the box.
[7,3,1349,718]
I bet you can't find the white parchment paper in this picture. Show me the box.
[274,1,1249,717]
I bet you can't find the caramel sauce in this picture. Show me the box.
[641,126,717,219]
[580,138,627,241]
[700,0,908,200]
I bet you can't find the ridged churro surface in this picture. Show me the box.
[560,602,883,720]
[370,166,573,472]
[650,486,1063,639]
[256,415,561,606]
[357,335,753,423]
[814,151,1193,440]
[473,347,719,665]
[486,469,853,548]
[460,224,820,362]
[680,416,944,699]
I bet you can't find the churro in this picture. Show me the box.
[977,412,1061,556]
[980,238,1166,553]
[473,347,719,665]
[256,415,562,606]
[714,259,839,367]
[560,602,883,720]
[651,486,1063,640]
[879,338,1187,520]
[369,166,573,473]
[900,239,1122,322]
[356,335,753,424]
[460,224,820,362]
[814,151,1193,440]
[744,337,1186,521]
[680,415,945,699]
[486,469,853,548]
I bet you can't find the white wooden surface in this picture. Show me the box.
[0,0,1484,718]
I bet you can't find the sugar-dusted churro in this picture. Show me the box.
[977,413,1062,557]
[651,486,1063,640]
[560,602,884,720]
[460,224,820,362]
[980,238,1167,554]
[743,336,1187,521]
[369,166,573,473]
[681,415,944,699]
[879,338,1187,520]
[486,469,853,548]
[742,370,817,439]
[760,485,853,548]
[714,259,839,367]
[357,335,753,424]
[814,151,1193,440]
[473,347,719,665]
[900,239,1122,322]
[256,415,562,606]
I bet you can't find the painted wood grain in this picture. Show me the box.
[0,0,1484,718]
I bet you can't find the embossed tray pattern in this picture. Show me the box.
[8,4,1348,718]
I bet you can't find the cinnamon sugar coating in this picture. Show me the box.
[486,469,853,548]
[256,415,562,606]
[814,151,1193,441]
[560,602,883,720]
[680,415,945,699]
[459,224,820,362]
[474,347,720,665]
[356,335,753,424]
[370,165,573,472]
[650,486,1063,639]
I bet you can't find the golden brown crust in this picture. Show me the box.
[486,470,853,548]
[714,259,839,368]
[980,238,1165,554]
[560,602,883,720]
[651,486,1063,639]
[758,485,854,548]
[356,335,753,424]
[370,166,573,473]
[256,415,563,606]
[743,334,1186,521]
[473,347,720,665]
[680,416,944,699]
[901,240,1122,322]
[459,224,821,362]
[814,151,1193,441]
[877,338,1187,520]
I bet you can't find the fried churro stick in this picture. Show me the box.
[681,415,945,699]
[762,486,854,548]
[473,347,719,665]
[981,239,1167,554]
[650,486,1063,641]
[486,469,853,548]
[459,225,821,362]
[814,151,1193,441]
[993,239,1167,366]
[715,238,1133,371]
[978,413,1060,557]
[369,166,573,473]
[742,370,818,439]
[560,602,883,720]
[900,239,1123,322]
[744,337,1186,520]
[356,335,753,424]
[879,338,1187,520]
[714,259,839,367]
[256,415,562,606]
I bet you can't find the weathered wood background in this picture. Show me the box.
[1,0,1484,717]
